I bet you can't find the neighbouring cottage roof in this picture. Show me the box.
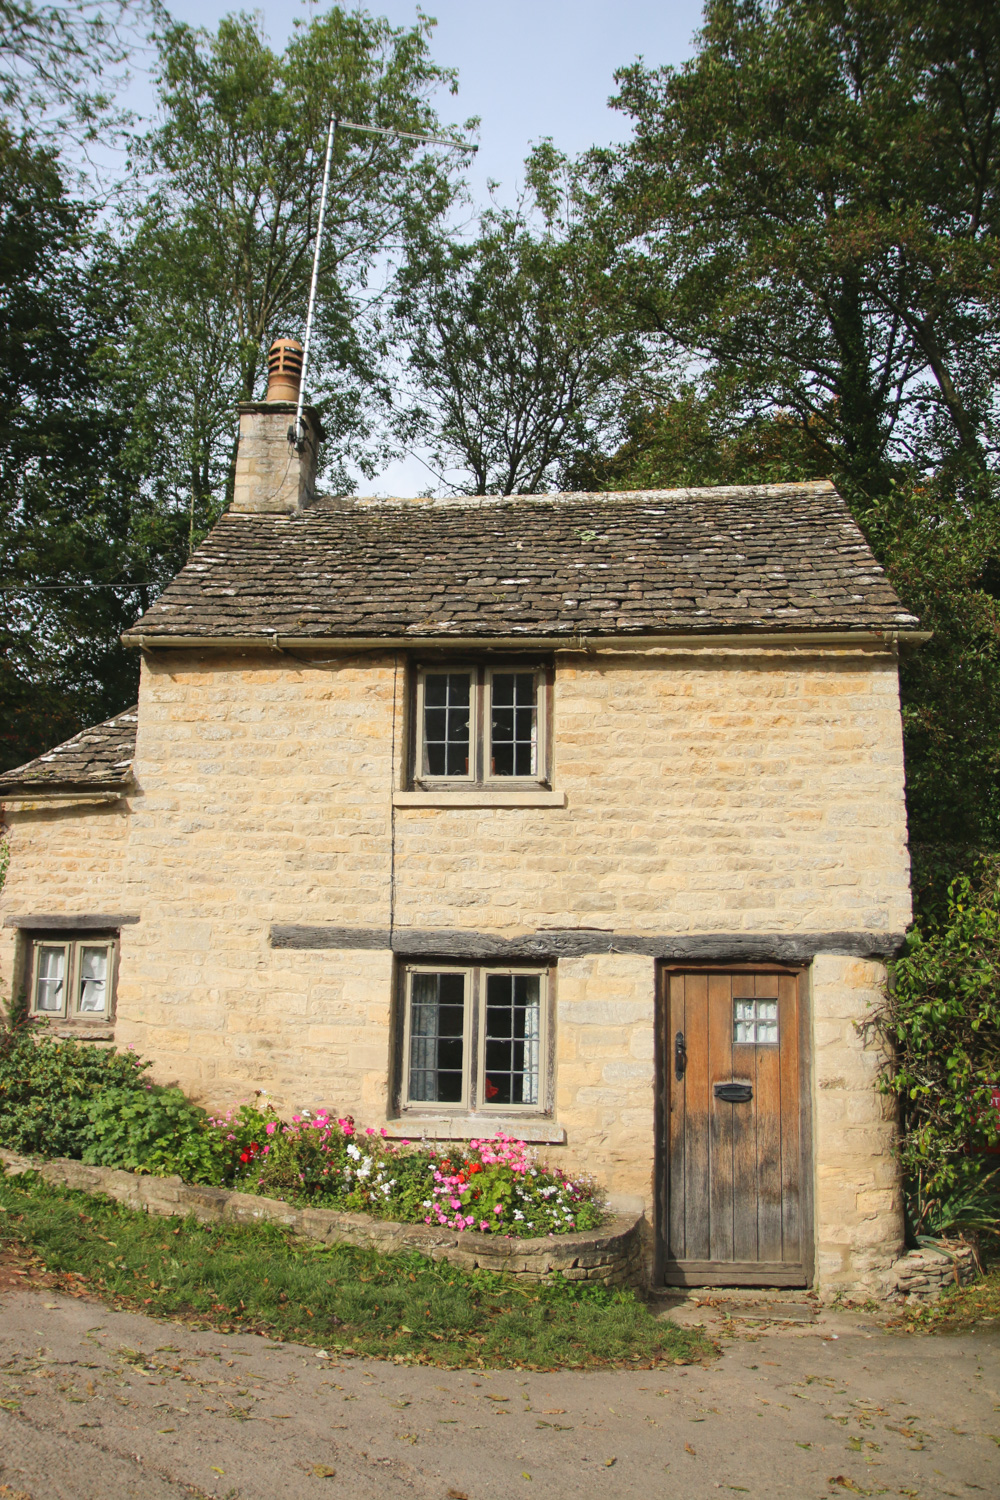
[122,480,920,643]
[0,707,138,796]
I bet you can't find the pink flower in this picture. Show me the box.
[480,1220,489,1231]
[494,1204,502,1214]
[265,1121,277,1136]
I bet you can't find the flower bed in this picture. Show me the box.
[0,1028,605,1241]
[214,1102,605,1240]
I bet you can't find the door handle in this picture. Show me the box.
[674,1030,686,1081]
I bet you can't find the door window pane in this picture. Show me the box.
[490,673,537,777]
[77,946,109,1014]
[34,946,66,1013]
[408,972,466,1103]
[484,973,541,1105]
[734,997,779,1045]
[423,673,471,776]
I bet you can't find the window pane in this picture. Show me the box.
[733,996,779,1045]
[408,972,466,1103]
[484,973,541,1105]
[423,673,471,777]
[34,946,66,1012]
[77,946,109,1014]
[490,673,537,777]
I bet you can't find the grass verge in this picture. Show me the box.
[0,1168,711,1370]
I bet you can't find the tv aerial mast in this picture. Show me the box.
[291,116,478,450]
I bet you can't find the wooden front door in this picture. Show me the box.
[660,966,810,1286]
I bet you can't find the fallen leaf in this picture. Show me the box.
[311,1465,336,1478]
[542,1408,566,1415]
[446,1491,469,1500]
[156,1428,176,1434]
[43,1303,60,1310]
[210,1468,224,1475]
[521,1474,531,1481]
[684,1443,696,1456]
[605,1457,617,1467]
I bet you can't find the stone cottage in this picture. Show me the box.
[0,354,925,1296]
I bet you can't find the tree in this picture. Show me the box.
[0,127,165,771]
[582,0,1000,497]
[113,7,473,538]
[0,0,154,140]
[392,202,641,495]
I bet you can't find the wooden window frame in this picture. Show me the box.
[27,932,119,1025]
[411,662,551,790]
[400,962,551,1117]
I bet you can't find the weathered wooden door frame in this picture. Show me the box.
[654,960,815,1288]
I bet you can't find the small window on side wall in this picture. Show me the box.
[29,935,117,1022]
[401,965,548,1115]
[414,665,547,786]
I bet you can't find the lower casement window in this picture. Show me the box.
[401,965,549,1114]
[28,935,117,1021]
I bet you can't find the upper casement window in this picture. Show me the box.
[28,934,118,1022]
[413,665,549,787]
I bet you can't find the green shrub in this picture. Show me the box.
[877,859,1000,1243]
[83,1085,228,1184]
[0,1025,150,1158]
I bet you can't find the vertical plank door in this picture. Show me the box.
[662,966,808,1287]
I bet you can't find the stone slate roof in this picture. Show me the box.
[0,708,138,795]
[123,481,919,643]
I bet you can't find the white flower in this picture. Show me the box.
[346,1143,361,1161]
[423,1200,431,1208]
[513,1210,524,1220]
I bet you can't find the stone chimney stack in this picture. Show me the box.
[230,337,323,514]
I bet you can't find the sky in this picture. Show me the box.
[128,0,707,493]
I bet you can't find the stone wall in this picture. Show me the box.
[0,1148,643,1287]
[0,797,132,1007]
[811,955,905,1298]
[0,642,913,1295]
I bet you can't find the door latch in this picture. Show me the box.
[674,1030,687,1081]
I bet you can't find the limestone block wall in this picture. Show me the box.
[810,954,904,1296]
[0,643,914,1293]
[553,954,655,1216]
[392,648,912,935]
[0,799,132,1007]
[115,651,397,1106]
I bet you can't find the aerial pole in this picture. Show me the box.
[291,117,478,450]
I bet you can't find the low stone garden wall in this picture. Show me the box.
[890,1241,979,1303]
[0,1148,644,1288]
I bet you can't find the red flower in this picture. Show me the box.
[239,1151,250,1163]
[484,1078,499,1099]
[469,1162,483,1174]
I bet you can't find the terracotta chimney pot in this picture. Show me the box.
[266,337,304,402]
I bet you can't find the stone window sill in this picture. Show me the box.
[393,789,567,809]
[48,1023,115,1041]
[385,1116,566,1145]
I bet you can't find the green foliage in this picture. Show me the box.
[394,199,641,494]
[113,6,471,526]
[583,0,1000,490]
[0,124,175,773]
[877,861,1000,1240]
[0,1171,709,1368]
[0,1028,149,1157]
[83,1085,227,1184]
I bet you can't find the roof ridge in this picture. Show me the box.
[310,479,839,512]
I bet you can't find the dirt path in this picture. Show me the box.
[0,1276,997,1500]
